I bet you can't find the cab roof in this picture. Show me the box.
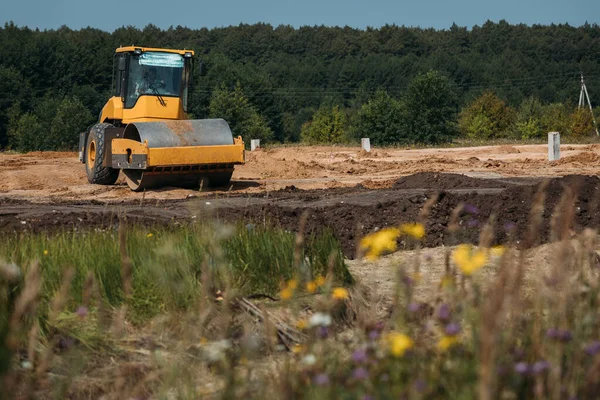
[115,46,194,56]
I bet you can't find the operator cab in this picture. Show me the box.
[113,47,195,112]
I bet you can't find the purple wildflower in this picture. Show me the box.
[314,373,329,386]
[464,203,479,215]
[547,328,572,342]
[585,341,600,356]
[558,330,573,342]
[532,360,550,374]
[437,304,451,322]
[546,328,560,339]
[445,322,461,336]
[514,362,529,375]
[352,367,369,380]
[352,349,368,363]
[75,305,88,318]
[362,396,374,400]
[317,326,329,339]
[408,302,421,313]
[368,330,380,341]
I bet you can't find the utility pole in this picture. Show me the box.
[579,73,599,136]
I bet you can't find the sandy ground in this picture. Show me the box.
[1,144,600,202]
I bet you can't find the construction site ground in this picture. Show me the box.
[2,143,600,258]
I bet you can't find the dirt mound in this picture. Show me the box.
[553,151,600,165]
[393,172,511,190]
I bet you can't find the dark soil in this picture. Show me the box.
[2,172,600,259]
[392,172,512,189]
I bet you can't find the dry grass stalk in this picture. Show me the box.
[118,221,133,298]
[237,298,306,350]
[36,267,75,379]
[8,261,41,350]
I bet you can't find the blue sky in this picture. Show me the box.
[2,0,599,31]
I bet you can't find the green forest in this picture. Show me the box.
[0,20,599,150]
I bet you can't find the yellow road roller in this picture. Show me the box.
[79,46,245,191]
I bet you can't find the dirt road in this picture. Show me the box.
[1,144,600,202]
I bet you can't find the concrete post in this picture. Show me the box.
[361,138,371,153]
[548,132,560,161]
[250,139,260,151]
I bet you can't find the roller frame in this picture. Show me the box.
[110,137,245,169]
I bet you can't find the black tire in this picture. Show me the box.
[85,123,120,185]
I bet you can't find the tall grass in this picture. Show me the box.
[0,223,350,323]
[3,183,600,399]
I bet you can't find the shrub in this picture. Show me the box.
[459,91,515,139]
[300,106,347,144]
[515,97,544,139]
[351,89,406,145]
[570,108,596,138]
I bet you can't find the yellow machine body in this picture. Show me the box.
[80,46,244,191]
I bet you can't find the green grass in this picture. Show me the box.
[0,223,352,324]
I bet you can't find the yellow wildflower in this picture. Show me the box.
[146,233,154,238]
[43,250,49,256]
[306,281,317,293]
[280,287,294,301]
[412,272,422,283]
[437,335,460,352]
[452,244,488,276]
[332,287,349,300]
[296,318,308,330]
[287,279,298,290]
[360,227,401,260]
[292,344,304,354]
[200,337,208,344]
[491,245,506,257]
[315,275,326,287]
[400,223,425,239]
[387,332,414,357]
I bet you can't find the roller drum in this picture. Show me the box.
[122,118,236,191]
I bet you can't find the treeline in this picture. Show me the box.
[0,21,599,150]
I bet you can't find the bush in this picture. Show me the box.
[9,96,93,152]
[300,106,347,144]
[8,113,45,152]
[540,103,572,137]
[515,97,544,139]
[570,108,597,138]
[351,89,406,145]
[459,91,515,139]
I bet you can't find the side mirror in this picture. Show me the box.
[118,56,127,72]
[198,61,207,77]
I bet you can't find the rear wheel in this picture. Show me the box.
[85,123,120,185]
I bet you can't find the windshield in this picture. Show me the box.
[125,52,185,108]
